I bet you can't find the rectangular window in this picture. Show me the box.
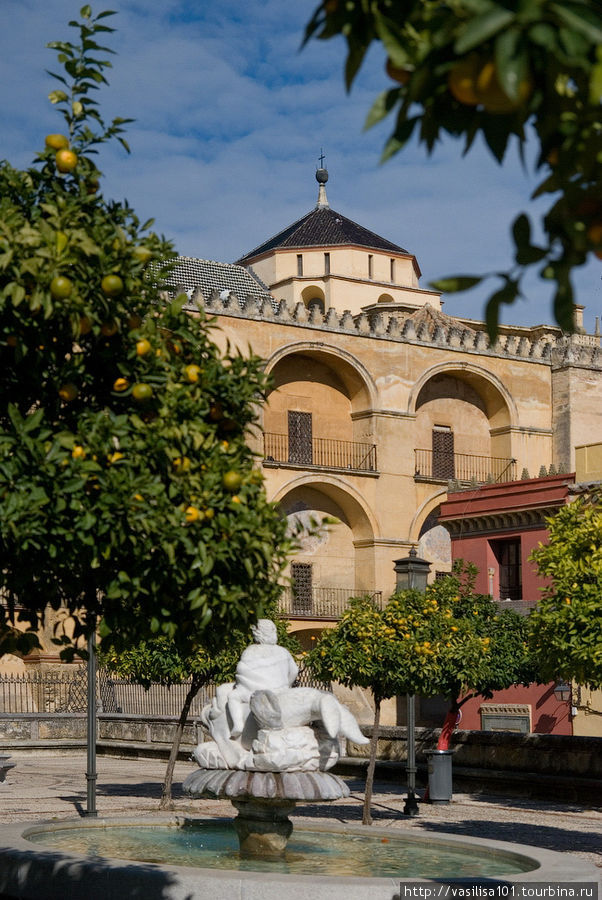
[390,258,395,282]
[291,562,313,615]
[324,252,330,275]
[368,254,373,279]
[288,410,313,465]
[492,538,522,601]
[432,425,455,480]
[297,254,303,276]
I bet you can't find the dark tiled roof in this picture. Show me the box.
[237,206,409,263]
[166,257,272,302]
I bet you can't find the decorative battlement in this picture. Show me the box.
[180,288,602,370]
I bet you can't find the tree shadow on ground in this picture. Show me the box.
[417,818,602,859]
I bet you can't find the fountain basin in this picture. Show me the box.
[0,815,596,900]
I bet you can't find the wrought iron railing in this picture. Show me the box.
[264,433,377,472]
[0,668,88,713]
[0,666,326,715]
[280,586,384,619]
[414,449,516,483]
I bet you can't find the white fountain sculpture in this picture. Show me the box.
[184,619,369,856]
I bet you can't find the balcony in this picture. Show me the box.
[414,449,517,484]
[264,433,378,474]
[280,586,384,620]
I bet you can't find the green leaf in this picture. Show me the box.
[512,213,531,248]
[429,276,484,293]
[455,7,515,54]
[551,2,602,45]
[48,89,68,104]
[364,89,400,131]
[344,39,368,92]
[80,5,92,18]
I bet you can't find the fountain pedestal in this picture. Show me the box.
[183,767,350,857]
[232,798,295,857]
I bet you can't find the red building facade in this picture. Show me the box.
[437,473,575,736]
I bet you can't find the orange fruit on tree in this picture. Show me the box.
[101,321,118,337]
[113,377,129,392]
[136,338,152,356]
[132,382,153,402]
[132,245,153,264]
[72,445,86,459]
[58,382,78,402]
[385,58,412,85]
[448,54,481,105]
[55,149,78,173]
[222,470,242,492]
[127,314,143,330]
[6,335,17,347]
[50,275,73,299]
[101,274,124,297]
[185,364,201,383]
[173,456,191,472]
[475,61,532,113]
[185,505,201,523]
[587,222,602,247]
[45,133,69,151]
[79,316,92,335]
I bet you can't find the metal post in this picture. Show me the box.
[85,628,97,817]
[403,694,419,816]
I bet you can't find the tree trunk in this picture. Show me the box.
[159,675,202,810]
[362,696,381,826]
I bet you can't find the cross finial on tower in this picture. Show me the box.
[315,150,329,208]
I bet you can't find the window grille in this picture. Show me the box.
[291,562,313,615]
[432,425,455,479]
[297,254,303,276]
[288,411,313,465]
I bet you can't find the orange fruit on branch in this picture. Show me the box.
[45,134,69,151]
[136,338,152,356]
[55,149,78,173]
[50,275,73,300]
[132,382,153,402]
[101,274,124,297]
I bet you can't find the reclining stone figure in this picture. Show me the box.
[193,619,368,772]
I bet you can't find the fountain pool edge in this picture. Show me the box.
[0,814,596,900]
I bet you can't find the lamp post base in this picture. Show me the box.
[402,791,419,817]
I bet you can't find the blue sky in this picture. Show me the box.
[3,0,601,330]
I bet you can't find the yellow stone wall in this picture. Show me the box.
[575,441,602,482]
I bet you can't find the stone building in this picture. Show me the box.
[167,167,602,664]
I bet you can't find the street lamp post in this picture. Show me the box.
[394,547,431,818]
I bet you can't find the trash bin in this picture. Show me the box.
[426,749,453,803]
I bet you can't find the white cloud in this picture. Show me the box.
[1,0,600,331]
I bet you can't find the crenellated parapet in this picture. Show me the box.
[180,289,602,369]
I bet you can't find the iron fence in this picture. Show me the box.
[0,664,327,715]
[0,668,88,713]
[264,433,377,472]
[414,449,516,483]
[280,586,384,619]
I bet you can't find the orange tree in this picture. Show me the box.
[100,603,300,808]
[305,0,602,334]
[307,563,537,823]
[529,497,602,688]
[0,7,292,662]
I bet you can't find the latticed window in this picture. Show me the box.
[291,562,313,615]
[432,425,455,479]
[288,410,313,465]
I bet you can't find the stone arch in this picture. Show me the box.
[264,343,378,412]
[273,473,379,541]
[301,285,325,313]
[409,489,448,542]
[407,361,517,428]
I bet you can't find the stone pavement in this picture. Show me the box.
[1,753,600,881]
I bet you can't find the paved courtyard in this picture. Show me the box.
[1,753,600,882]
